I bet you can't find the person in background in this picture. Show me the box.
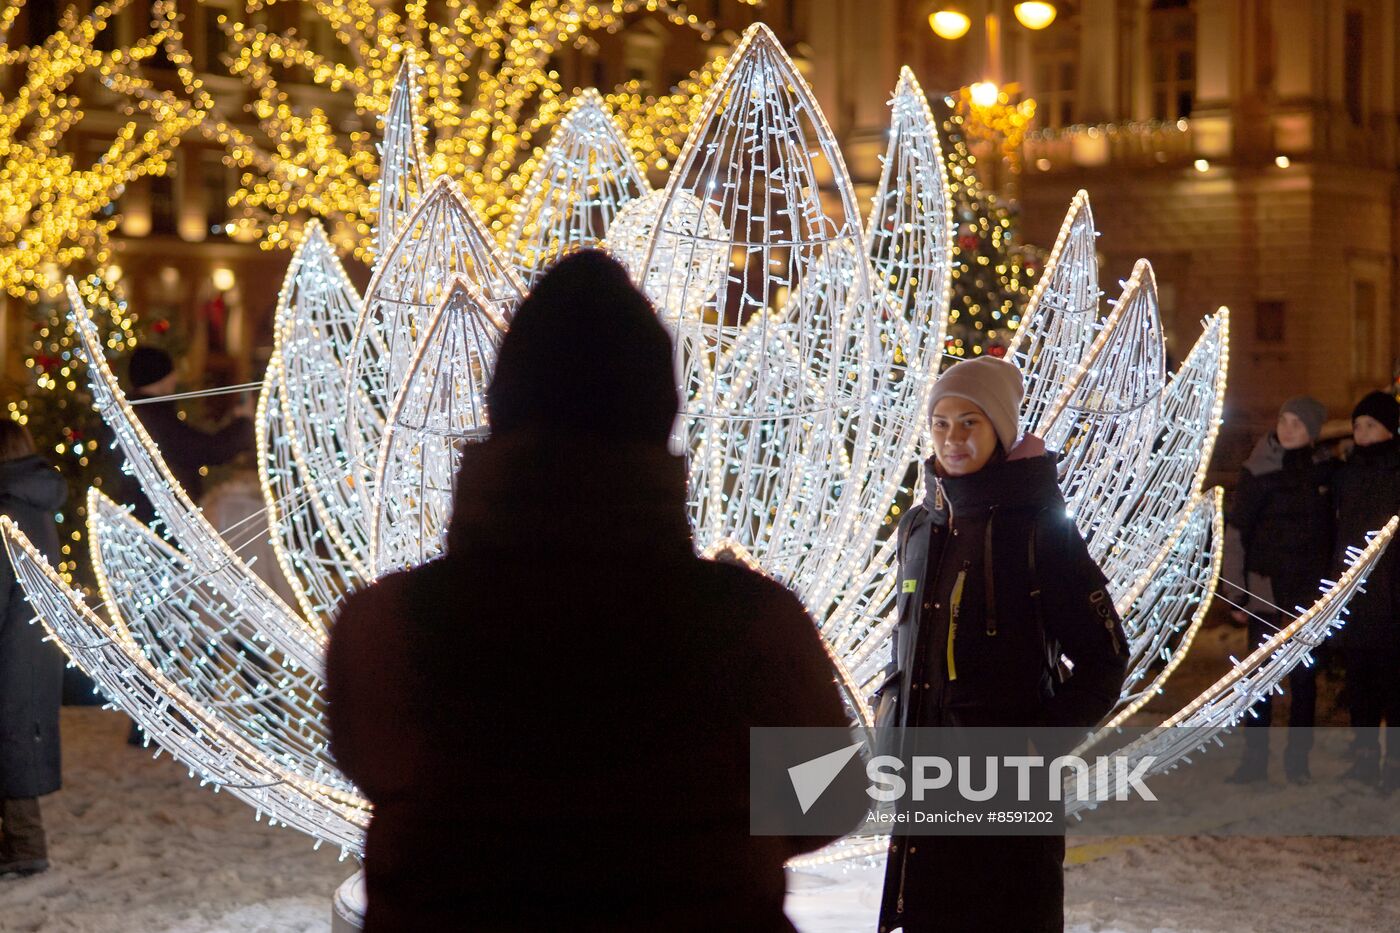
[326,251,866,932]
[0,421,67,878]
[1331,390,1400,789]
[1222,396,1334,784]
[876,356,1127,933]
[121,347,255,746]
[121,346,255,528]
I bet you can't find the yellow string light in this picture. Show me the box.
[0,0,205,302]
[136,1,737,262]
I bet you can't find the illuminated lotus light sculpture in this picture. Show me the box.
[2,24,1394,871]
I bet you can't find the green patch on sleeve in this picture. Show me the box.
[902,578,918,593]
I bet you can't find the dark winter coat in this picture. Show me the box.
[876,449,1127,734]
[1227,435,1335,615]
[120,399,253,522]
[1332,437,1400,651]
[877,446,1126,933]
[326,433,863,933]
[0,455,67,799]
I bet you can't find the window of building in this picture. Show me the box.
[1254,300,1285,344]
[94,10,120,54]
[24,2,59,45]
[204,4,230,69]
[1148,0,1195,121]
[1344,7,1364,125]
[1352,280,1378,379]
[1033,34,1078,128]
[622,22,666,89]
[150,174,179,237]
[203,153,231,231]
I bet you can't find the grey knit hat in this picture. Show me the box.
[927,356,1024,451]
[1279,395,1327,442]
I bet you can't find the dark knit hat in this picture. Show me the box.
[487,250,678,445]
[1279,395,1327,441]
[127,346,174,391]
[1352,390,1400,436]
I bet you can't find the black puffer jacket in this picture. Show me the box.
[0,454,67,799]
[877,447,1127,733]
[1332,437,1400,650]
[1228,435,1335,614]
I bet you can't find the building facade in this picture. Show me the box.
[9,1,1396,451]
[1004,0,1400,448]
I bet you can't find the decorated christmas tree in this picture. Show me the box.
[6,276,155,588]
[933,97,1040,362]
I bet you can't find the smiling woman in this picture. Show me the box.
[930,397,999,476]
[876,355,1129,933]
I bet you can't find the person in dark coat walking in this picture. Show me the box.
[1221,396,1334,783]
[876,356,1128,933]
[120,346,255,528]
[0,421,67,878]
[121,347,254,746]
[326,251,866,932]
[1331,390,1400,788]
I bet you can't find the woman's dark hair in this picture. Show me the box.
[0,419,35,462]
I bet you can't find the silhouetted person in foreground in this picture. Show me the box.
[327,251,862,931]
[0,421,66,878]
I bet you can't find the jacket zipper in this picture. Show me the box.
[897,477,953,917]
[947,561,968,682]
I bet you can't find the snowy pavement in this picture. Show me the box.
[3,706,1399,932]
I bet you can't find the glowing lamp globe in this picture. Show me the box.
[1014,1,1058,30]
[970,81,1000,107]
[929,9,972,40]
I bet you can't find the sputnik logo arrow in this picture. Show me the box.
[788,741,864,814]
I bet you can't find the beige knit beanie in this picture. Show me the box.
[927,356,1025,451]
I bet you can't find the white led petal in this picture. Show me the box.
[66,280,325,675]
[87,489,351,793]
[506,88,651,288]
[1010,190,1102,437]
[260,222,375,623]
[1042,259,1167,560]
[345,176,524,522]
[371,276,502,575]
[373,57,428,269]
[0,516,369,851]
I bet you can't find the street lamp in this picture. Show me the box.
[1013,2,1057,30]
[929,7,972,40]
[929,1,1059,98]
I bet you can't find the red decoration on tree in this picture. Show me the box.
[958,233,981,252]
[987,344,1007,358]
[153,319,171,334]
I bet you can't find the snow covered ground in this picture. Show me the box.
[3,622,1398,933]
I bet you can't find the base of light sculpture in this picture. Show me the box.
[332,870,366,932]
